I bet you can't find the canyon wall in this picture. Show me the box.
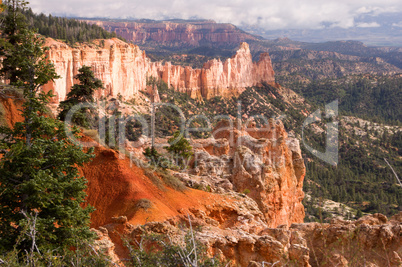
[43,38,275,102]
[83,20,260,47]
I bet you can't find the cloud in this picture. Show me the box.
[356,22,381,27]
[392,21,402,27]
[28,0,402,30]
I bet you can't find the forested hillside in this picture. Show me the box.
[291,75,402,125]
[22,8,119,44]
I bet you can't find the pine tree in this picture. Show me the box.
[58,65,103,128]
[0,0,95,253]
[0,0,30,84]
[165,131,193,167]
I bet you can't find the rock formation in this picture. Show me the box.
[43,38,275,102]
[3,94,399,266]
[187,118,306,227]
[95,211,402,267]
[83,20,260,48]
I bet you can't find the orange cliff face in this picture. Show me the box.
[202,118,306,227]
[83,20,260,47]
[42,38,163,103]
[43,38,275,102]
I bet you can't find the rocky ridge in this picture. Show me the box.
[269,49,402,85]
[83,19,261,48]
[95,210,402,266]
[85,116,311,266]
[84,19,402,79]
[43,38,275,102]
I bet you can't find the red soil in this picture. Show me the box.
[0,94,24,127]
[80,137,223,228]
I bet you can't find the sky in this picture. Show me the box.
[28,0,402,30]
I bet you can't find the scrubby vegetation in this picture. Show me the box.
[280,74,401,219]
[126,228,223,267]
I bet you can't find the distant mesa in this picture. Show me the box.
[82,19,263,47]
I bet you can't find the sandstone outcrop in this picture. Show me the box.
[95,212,402,266]
[186,118,306,227]
[290,212,402,267]
[43,38,275,102]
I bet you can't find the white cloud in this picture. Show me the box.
[28,0,402,30]
[356,22,381,27]
[356,5,399,15]
[392,21,402,27]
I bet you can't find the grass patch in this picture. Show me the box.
[143,167,165,191]
[143,167,187,192]
[82,128,100,143]
[156,169,187,192]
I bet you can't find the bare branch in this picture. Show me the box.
[384,158,402,187]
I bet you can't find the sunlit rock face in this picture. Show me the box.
[191,118,306,227]
[43,39,275,102]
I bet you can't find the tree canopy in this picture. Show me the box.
[58,65,104,128]
[0,0,95,254]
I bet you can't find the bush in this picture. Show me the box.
[126,228,223,267]
[135,199,153,211]
[165,131,193,168]
[156,169,187,192]
[0,237,111,266]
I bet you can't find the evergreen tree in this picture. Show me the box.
[20,6,120,45]
[0,0,29,84]
[58,65,103,128]
[144,146,161,163]
[0,0,95,253]
[165,131,193,167]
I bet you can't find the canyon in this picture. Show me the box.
[2,79,401,266]
[1,8,401,266]
[43,38,275,103]
[78,119,401,266]
[83,115,309,266]
[82,19,402,82]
